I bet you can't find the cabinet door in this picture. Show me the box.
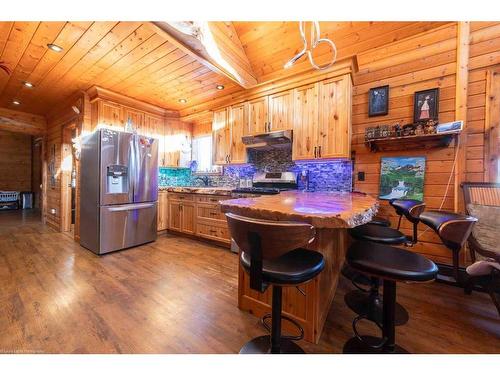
[248,96,268,135]
[292,83,319,161]
[157,192,168,231]
[122,107,144,133]
[229,102,248,164]
[317,76,352,158]
[180,202,196,235]
[168,200,182,231]
[146,114,166,165]
[268,90,294,131]
[212,108,230,165]
[99,101,122,128]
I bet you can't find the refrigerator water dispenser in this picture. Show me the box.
[106,165,129,194]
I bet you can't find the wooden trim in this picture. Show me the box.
[485,65,500,183]
[86,86,179,118]
[454,21,470,212]
[179,56,357,118]
[151,22,258,89]
[0,107,47,135]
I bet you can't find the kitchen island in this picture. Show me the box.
[220,191,379,343]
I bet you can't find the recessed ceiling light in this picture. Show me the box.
[216,84,225,90]
[23,81,34,88]
[178,99,187,104]
[12,100,20,105]
[47,43,63,52]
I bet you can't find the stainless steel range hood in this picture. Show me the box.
[241,129,292,150]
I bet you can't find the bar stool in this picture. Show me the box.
[343,241,438,354]
[226,213,325,354]
[419,210,477,284]
[344,199,425,326]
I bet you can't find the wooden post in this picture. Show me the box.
[454,21,470,213]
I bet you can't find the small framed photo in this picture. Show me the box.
[414,88,439,123]
[369,85,389,117]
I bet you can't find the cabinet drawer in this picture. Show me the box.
[168,193,194,202]
[197,203,226,222]
[195,195,230,204]
[196,222,230,243]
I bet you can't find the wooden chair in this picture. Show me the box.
[226,213,325,354]
[462,182,500,316]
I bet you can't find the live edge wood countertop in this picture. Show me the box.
[220,190,379,344]
[219,191,379,228]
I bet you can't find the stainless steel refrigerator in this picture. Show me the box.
[80,128,158,255]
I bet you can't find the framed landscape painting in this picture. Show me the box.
[379,156,426,201]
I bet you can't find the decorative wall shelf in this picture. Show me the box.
[365,130,461,152]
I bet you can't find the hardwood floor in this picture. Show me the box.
[0,210,499,353]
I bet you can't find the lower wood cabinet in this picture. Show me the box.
[157,191,169,231]
[164,192,230,245]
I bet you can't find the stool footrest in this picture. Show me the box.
[261,313,304,341]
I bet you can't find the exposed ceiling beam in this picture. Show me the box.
[151,21,258,89]
[0,107,47,135]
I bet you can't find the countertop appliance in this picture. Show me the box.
[80,129,158,255]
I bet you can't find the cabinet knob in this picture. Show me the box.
[314,146,317,158]
[318,146,322,158]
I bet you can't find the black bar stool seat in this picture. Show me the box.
[368,216,391,227]
[343,241,438,354]
[349,224,408,245]
[347,241,438,282]
[240,248,325,285]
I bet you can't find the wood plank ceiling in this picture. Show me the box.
[0,21,241,115]
[0,21,450,117]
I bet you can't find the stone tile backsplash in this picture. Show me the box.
[159,148,352,192]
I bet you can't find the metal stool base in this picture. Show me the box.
[239,335,305,354]
[343,336,409,354]
[344,290,409,326]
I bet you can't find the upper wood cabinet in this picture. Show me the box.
[164,119,192,168]
[317,76,352,159]
[122,106,144,131]
[268,90,294,132]
[292,83,319,161]
[97,101,121,128]
[248,96,268,135]
[247,90,294,134]
[292,74,352,160]
[228,102,248,164]
[212,108,230,165]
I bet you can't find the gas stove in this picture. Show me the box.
[231,172,297,196]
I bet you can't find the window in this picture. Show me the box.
[191,135,221,174]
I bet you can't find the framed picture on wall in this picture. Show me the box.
[413,88,439,123]
[379,156,426,201]
[368,85,389,117]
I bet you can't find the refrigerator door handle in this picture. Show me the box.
[107,202,156,212]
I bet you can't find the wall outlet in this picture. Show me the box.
[357,171,365,181]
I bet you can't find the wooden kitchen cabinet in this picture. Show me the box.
[168,193,196,235]
[164,119,192,167]
[228,102,248,164]
[317,75,352,159]
[292,83,319,160]
[97,101,122,128]
[212,108,230,165]
[157,191,168,231]
[292,74,352,160]
[268,89,294,132]
[122,106,144,132]
[168,200,182,232]
[248,96,268,135]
